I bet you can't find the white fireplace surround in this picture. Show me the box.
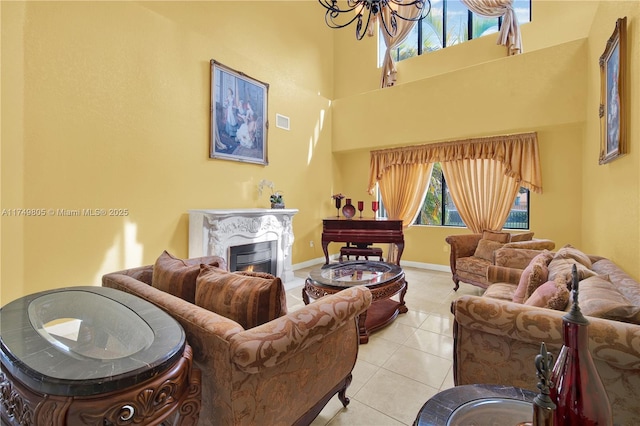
[188,209,299,283]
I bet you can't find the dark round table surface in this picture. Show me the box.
[413,384,536,426]
[0,286,185,396]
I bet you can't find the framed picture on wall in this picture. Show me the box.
[210,60,269,165]
[599,17,627,165]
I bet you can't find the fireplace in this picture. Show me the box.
[229,241,277,274]
[188,208,298,283]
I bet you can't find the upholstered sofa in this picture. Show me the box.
[102,252,372,426]
[452,246,640,426]
[445,230,555,290]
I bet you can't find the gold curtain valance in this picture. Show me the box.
[368,132,542,194]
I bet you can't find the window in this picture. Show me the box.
[378,162,530,229]
[378,0,531,65]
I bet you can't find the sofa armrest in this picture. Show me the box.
[494,247,549,269]
[487,265,523,285]
[103,272,244,340]
[105,264,155,285]
[229,286,372,374]
[445,234,483,259]
[503,239,555,251]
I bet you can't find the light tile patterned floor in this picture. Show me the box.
[286,264,484,426]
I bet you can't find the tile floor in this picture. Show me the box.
[286,263,484,426]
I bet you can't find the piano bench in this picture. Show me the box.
[339,246,384,262]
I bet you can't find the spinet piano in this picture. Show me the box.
[321,217,404,265]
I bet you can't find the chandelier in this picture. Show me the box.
[319,0,431,40]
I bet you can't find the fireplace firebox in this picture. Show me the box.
[229,241,277,275]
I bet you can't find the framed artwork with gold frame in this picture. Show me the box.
[599,17,627,165]
[210,60,269,165]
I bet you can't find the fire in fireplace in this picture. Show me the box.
[228,241,277,275]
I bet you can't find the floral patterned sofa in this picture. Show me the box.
[103,251,372,426]
[445,230,556,290]
[452,245,640,426]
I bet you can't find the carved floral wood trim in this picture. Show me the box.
[0,344,201,426]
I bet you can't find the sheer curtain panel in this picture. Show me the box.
[461,0,522,55]
[441,158,520,233]
[379,6,421,87]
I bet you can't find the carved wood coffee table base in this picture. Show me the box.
[303,261,407,344]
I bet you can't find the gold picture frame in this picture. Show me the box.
[210,60,269,165]
[599,17,627,165]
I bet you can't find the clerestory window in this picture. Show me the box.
[378,0,532,66]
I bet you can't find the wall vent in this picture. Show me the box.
[275,114,290,130]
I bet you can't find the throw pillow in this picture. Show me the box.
[578,275,640,324]
[548,258,597,282]
[195,265,287,329]
[553,244,592,269]
[474,239,504,261]
[524,262,550,302]
[512,251,554,303]
[482,230,511,243]
[151,250,221,304]
[525,276,570,310]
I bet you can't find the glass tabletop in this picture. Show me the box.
[309,261,403,288]
[28,290,155,360]
[447,398,532,426]
[0,286,185,396]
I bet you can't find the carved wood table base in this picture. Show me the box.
[0,344,201,426]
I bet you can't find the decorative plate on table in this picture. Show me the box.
[342,204,356,219]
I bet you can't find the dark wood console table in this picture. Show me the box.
[322,217,404,265]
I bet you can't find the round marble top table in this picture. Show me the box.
[413,384,536,426]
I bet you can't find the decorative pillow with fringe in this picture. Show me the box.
[151,250,221,304]
[525,275,570,310]
[513,251,553,303]
[195,265,287,329]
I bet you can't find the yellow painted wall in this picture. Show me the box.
[2,1,639,306]
[331,1,640,279]
[581,2,640,277]
[1,1,337,304]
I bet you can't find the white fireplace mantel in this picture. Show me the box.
[188,208,299,283]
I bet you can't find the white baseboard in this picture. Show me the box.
[398,260,450,273]
[291,255,330,271]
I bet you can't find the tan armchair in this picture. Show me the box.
[103,263,372,425]
[445,231,555,290]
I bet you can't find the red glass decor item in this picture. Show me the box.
[549,265,613,425]
[357,201,364,218]
[371,201,379,217]
[342,199,356,219]
[334,197,342,217]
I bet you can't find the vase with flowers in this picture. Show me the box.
[258,179,285,209]
[331,193,345,217]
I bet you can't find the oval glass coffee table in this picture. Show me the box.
[303,261,407,343]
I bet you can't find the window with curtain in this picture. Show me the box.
[377,162,529,229]
[378,0,531,65]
